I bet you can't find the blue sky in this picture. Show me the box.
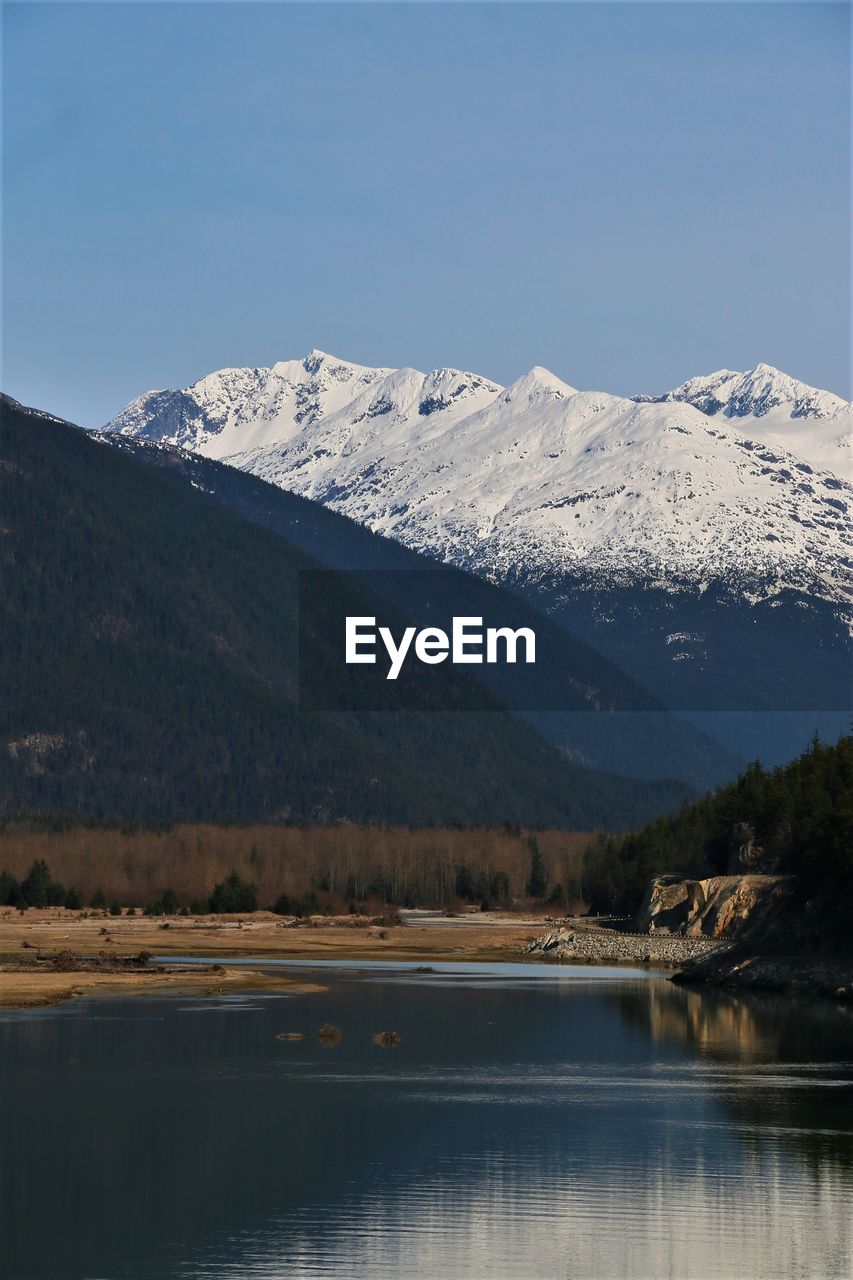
[2,1,849,426]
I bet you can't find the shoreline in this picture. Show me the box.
[522,921,853,1002]
[671,947,853,1003]
[0,954,326,1009]
[0,906,546,1006]
[522,920,724,968]
[6,907,846,1008]
[520,919,853,1003]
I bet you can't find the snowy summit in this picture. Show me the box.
[104,350,851,606]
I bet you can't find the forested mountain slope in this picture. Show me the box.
[103,431,740,790]
[0,395,693,828]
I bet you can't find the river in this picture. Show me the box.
[1,961,851,1279]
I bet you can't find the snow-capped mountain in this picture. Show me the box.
[645,362,847,421]
[105,350,851,608]
[109,350,502,462]
[637,363,851,475]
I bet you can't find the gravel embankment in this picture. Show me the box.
[523,925,725,968]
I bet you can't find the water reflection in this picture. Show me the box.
[619,979,853,1066]
[1,969,850,1279]
[614,980,853,1178]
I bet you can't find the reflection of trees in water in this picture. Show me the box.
[615,983,853,1175]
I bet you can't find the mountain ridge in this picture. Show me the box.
[100,351,851,765]
[104,351,851,610]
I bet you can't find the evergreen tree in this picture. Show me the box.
[0,870,19,906]
[20,859,62,909]
[209,871,257,914]
[526,837,547,898]
[160,887,179,915]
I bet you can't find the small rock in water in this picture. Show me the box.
[317,1023,342,1047]
[373,1031,400,1048]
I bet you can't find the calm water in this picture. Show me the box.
[1,962,852,1280]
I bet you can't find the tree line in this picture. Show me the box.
[583,733,852,913]
[0,826,592,914]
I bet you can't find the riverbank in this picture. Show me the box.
[0,906,545,1005]
[522,920,724,968]
[672,947,853,1002]
[520,919,853,1000]
[0,948,325,1009]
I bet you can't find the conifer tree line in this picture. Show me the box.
[0,860,257,917]
[583,734,852,912]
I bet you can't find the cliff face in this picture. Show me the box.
[635,874,796,940]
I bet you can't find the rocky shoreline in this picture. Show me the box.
[523,925,724,968]
[522,922,852,1003]
[672,947,853,1002]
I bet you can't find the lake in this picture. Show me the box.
[1,961,851,1279]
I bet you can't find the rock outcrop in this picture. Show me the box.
[634,874,796,940]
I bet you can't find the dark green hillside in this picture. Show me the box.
[0,396,691,827]
[585,734,853,913]
[104,432,740,791]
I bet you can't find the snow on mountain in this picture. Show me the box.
[103,352,851,606]
[107,350,395,461]
[646,362,851,474]
[658,362,846,420]
[500,366,579,404]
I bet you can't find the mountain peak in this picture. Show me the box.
[302,348,342,373]
[659,364,847,422]
[415,367,502,417]
[503,367,579,404]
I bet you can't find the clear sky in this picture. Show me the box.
[2,1,850,427]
